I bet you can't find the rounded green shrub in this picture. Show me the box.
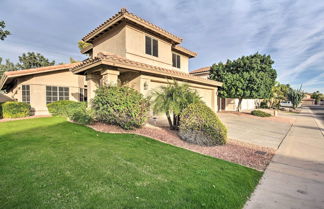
[92,86,150,130]
[1,101,31,118]
[179,103,227,146]
[251,110,271,117]
[47,100,84,117]
[69,108,93,125]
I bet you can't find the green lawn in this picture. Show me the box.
[0,117,262,209]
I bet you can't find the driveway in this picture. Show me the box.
[218,112,292,149]
[244,107,324,209]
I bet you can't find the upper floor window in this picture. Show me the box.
[46,86,69,104]
[172,53,180,68]
[145,36,158,57]
[22,85,30,104]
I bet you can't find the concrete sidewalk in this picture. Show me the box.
[244,107,324,209]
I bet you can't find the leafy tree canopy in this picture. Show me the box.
[311,91,324,104]
[16,52,55,70]
[0,57,16,76]
[209,53,277,110]
[0,20,10,41]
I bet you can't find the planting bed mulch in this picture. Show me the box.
[89,123,275,171]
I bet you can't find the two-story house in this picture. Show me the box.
[0,8,222,115]
[72,8,222,111]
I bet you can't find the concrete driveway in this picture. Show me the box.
[218,113,292,149]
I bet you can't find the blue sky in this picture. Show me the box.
[0,0,323,93]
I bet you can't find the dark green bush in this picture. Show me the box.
[47,100,84,117]
[179,103,227,146]
[259,101,268,108]
[69,107,93,125]
[92,86,150,130]
[0,102,3,118]
[251,110,271,117]
[1,101,31,118]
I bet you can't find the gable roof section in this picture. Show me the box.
[190,66,210,75]
[0,63,79,90]
[71,52,222,87]
[82,8,182,44]
[172,45,197,58]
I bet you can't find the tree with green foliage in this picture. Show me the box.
[0,20,10,40]
[270,82,292,108]
[287,86,304,109]
[0,57,17,76]
[152,81,201,130]
[16,52,55,69]
[311,91,323,105]
[209,53,277,111]
[69,57,79,63]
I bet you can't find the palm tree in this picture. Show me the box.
[152,81,201,130]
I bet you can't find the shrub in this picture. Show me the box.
[92,86,150,130]
[259,101,268,109]
[47,100,84,117]
[251,110,271,117]
[69,108,93,125]
[1,101,31,118]
[179,103,227,146]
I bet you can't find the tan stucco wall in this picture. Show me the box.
[5,70,86,115]
[117,72,218,113]
[92,24,126,57]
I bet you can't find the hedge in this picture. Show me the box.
[92,86,150,130]
[179,103,227,146]
[47,100,85,117]
[251,110,271,117]
[0,101,31,118]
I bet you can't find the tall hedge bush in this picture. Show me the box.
[92,86,150,130]
[1,101,31,118]
[179,103,227,146]
[47,100,84,117]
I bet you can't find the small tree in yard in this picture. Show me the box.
[209,53,277,111]
[287,86,304,109]
[311,91,323,105]
[152,81,201,130]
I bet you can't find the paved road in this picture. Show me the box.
[244,106,324,209]
[218,113,291,149]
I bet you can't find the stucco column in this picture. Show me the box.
[86,73,100,107]
[100,69,120,86]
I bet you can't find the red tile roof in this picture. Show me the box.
[83,8,182,44]
[190,66,210,74]
[0,63,80,90]
[71,52,222,87]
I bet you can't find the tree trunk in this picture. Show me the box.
[237,98,243,112]
[173,114,178,130]
[166,112,173,130]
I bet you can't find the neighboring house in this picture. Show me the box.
[190,66,260,111]
[71,8,222,113]
[0,63,86,115]
[302,93,315,106]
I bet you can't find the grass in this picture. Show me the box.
[0,117,262,209]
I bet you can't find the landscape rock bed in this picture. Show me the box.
[89,122,275,171]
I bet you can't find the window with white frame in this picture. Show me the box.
[145,36,158,57]
[172,53,180,68]
[22,85,30,104]
[46,86,69,104]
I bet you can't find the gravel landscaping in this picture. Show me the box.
[90,123,275,171]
